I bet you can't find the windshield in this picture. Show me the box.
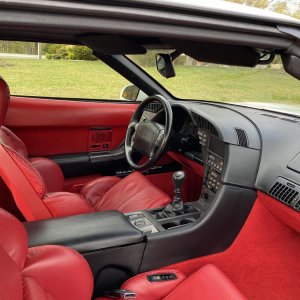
[128,52,300,114]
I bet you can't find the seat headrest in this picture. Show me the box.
[0,77,10,126]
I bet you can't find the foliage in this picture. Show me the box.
[45,44,96,60]
[68,46,96,61]
[45,44,69,59]
[227,0,300,17]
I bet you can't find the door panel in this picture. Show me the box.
[5,96,137,156]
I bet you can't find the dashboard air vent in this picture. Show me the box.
[146,102,163,113]
[235,128,248,148]
[269,177,300,212]
[191,112,218,137]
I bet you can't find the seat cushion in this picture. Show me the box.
[81,172,171,213]
[80,176,122,208]
[164,264,246,300]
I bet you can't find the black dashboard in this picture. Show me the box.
[143,98,300,215]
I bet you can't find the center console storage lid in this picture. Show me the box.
[24,211,144,253]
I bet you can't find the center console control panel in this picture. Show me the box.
[128,213,159,234]
[127,203,202,234]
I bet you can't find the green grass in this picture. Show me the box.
[0,58,299,103]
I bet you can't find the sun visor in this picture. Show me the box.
[78,34,147,55]
[162,39,260,67]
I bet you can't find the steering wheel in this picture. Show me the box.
[125,95,173,171]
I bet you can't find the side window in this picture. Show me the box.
[0,41,145,101]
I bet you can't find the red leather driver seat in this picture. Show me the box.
[0,77,171,221]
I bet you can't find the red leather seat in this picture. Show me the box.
[0,208,94,300]
[0,77,171,221]
[98,265,246,300]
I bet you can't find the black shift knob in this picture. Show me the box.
[172,171,186,191]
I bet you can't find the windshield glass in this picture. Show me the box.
[128,52,300,113]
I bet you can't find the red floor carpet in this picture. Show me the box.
[165,193,300,299]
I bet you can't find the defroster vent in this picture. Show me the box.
[191,112,218,137]
[269,177,300,212]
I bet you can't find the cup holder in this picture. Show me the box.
[162,222,178,230]
[179,218,194,225]
[162,218,195,230]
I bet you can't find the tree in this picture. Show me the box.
[293,3,300,18]
[227,0,300,18]
[228,0,269,9]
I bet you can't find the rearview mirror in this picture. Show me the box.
[156,54,176,78]
[282,54,300,80]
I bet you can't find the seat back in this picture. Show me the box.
[0,208,27,299]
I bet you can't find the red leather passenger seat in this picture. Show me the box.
[0,208,93,300]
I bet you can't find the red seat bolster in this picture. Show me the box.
[43,192,93,218]
[30,157,64,193]
[0,126,28,158]
[164,264,246,300]
[121,269,186,300]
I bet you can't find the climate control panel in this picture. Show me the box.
[207,152,224,173]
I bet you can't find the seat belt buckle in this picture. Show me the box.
[101,289,136,299]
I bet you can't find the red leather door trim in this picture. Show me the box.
[5,97,137,156]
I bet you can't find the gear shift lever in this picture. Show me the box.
[156,171,186,219]
[171,171,186,211]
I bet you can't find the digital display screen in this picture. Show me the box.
[209,135,225,158]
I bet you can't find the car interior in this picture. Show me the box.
[0,1,300,299]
